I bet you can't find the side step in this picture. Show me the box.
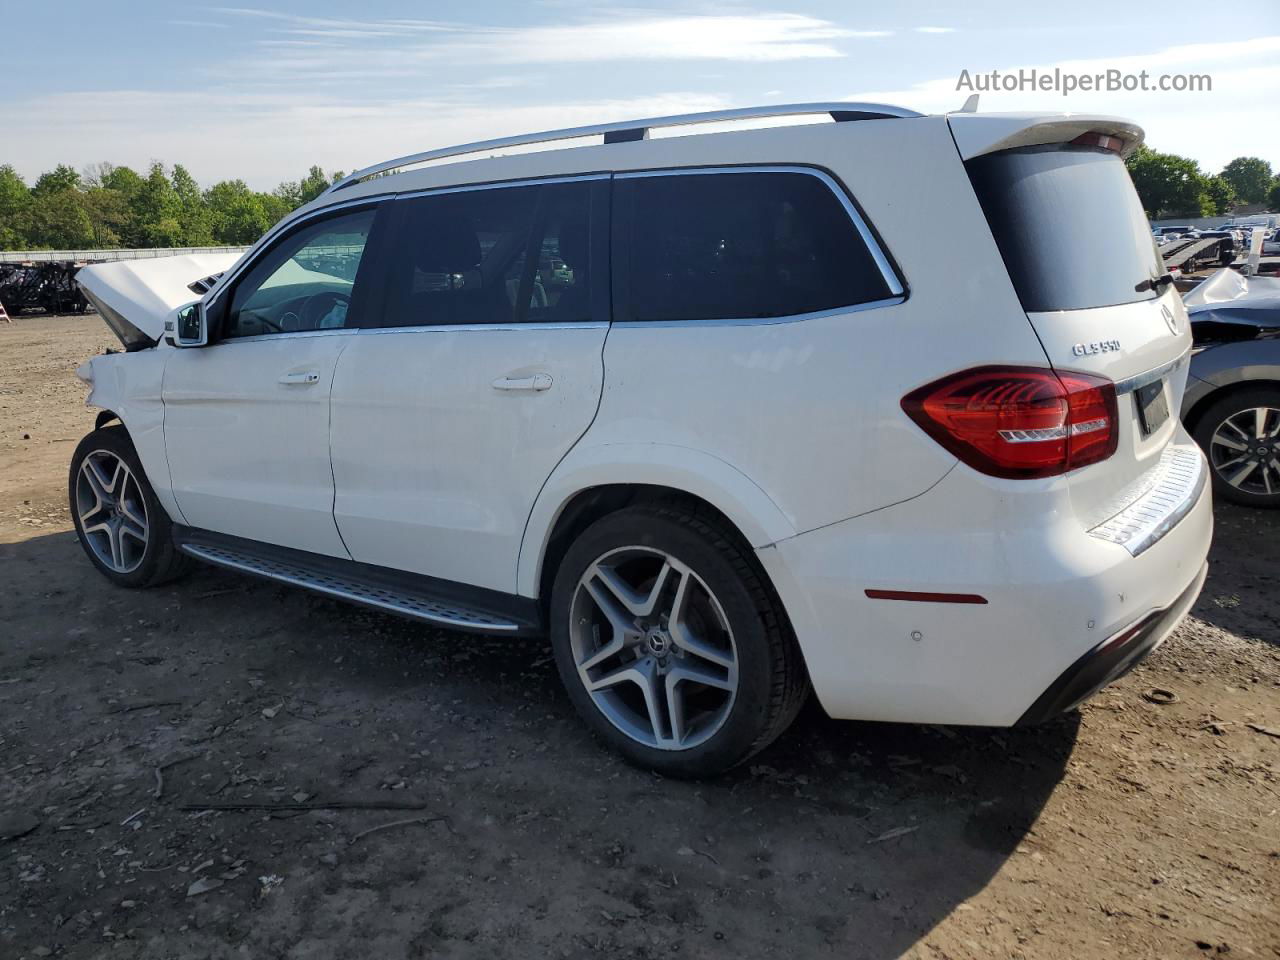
[173,528,538,636]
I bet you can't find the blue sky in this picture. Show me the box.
[2,1,1276,189]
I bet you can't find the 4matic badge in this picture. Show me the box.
[1071,339,1122,357]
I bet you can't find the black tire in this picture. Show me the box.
[68,424,192,586]
[1191,387,1280,509]
[549,502,809,777]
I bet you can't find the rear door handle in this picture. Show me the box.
[279,371,321,385]
[492,373,553,392]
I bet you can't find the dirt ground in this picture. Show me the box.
[1,313,1277,960]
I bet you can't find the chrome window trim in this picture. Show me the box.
[205,196,390,313]
[615,164,905,300]
[1112,350,1191,395]
[612,296,906,329]
[394,172,609,202]
[360,321,609,336]
[209,327,359,346]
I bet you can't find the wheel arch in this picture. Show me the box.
[517,443,796,601]
[95,409,121,430]
[1183,377,1280,435]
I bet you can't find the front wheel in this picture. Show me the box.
[1192,388,1280,509]
[69,425,191,586]
[550,503,809,777]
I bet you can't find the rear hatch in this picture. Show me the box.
[951,114,1196,534]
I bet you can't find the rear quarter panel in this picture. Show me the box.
[577,117,1050,535]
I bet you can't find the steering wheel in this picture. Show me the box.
[299,291,351,329]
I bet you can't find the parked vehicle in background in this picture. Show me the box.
[71,103,1211,776]
[1182,270,1280,508]
[1195,231,1239,267]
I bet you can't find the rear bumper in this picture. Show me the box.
[1016,561,1207,724]
[756,435,1213,727]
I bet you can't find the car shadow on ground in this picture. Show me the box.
[1190,500,1280,646]
[1,528,1077,956]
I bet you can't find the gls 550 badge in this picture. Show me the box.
[1071,339,1122,357]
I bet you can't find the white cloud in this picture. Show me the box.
[914,27,956,34]
[846,36,1280,171]
[3,90,732,189]
[216,9,886,63]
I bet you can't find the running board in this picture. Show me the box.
[174,529,537,635]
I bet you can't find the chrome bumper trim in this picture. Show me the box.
[1088,445,1207,556]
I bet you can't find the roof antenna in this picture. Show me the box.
[958,94,979,113]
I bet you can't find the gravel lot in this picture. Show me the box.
[1,313,1278,959]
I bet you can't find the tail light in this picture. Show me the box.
[901,366,1119,479]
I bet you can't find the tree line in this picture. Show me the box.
[1,148,1276,252]
[0,162,343,251]
[1126,150,1279,220]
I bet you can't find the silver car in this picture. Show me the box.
[1182,285,1280,508]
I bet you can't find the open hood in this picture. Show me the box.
[76,253,243,349]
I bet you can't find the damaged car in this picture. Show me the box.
[71,102,1211,776]
[1181,269,1280,508]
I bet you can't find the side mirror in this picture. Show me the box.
[170,303,208,347]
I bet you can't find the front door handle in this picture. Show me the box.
[279,371,321,385]
[492,373,553,392]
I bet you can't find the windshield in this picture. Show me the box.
[966,146,1162,312]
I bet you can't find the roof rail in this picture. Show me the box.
[326,101,921,194]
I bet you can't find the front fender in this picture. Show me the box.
[78,350,184,524]
[516,442,796,598]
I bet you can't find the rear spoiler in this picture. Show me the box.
[947,112,1145,160]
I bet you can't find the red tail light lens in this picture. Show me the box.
[901,366,1119,479]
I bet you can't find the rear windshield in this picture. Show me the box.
[966,146,1162,312]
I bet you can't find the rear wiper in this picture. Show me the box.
[1135,272,1175,294]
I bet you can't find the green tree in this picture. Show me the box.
[0,164,31,248]
[31,164,81,197]
[1220,157,1273,205]
[101,164,145,199]
[299,165,331,204]
[132,162,184,246]
[205,179,273,244]
[1204,175,1237,216]
[23,190,94,248]
[172,164,214,245]
[1269,177,1280,213]
[1125,145,1213,218]
[81,187,131,247]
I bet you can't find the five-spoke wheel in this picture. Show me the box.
[69,425,190,586]
[570,546,739,750]
[551,503,809,777]
[75,449,150,573]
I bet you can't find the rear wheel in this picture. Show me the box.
[1192,388,1280,508]
[550,503,808,777]
[69,425,191,586]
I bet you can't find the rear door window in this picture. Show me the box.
[614,170,899,323]
[966,146,1163,312]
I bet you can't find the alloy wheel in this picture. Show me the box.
[1209,406,1280,497]
[569,546,739,750]
[75,450,149,573]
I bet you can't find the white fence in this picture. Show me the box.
[0,246,249,264]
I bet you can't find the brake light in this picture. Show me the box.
[901,366,1119,479]
[1070,132,1125,153]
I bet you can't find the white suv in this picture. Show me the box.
[73,103,1212,776]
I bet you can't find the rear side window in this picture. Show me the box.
[379,180,594,328]
[966,146,1163,312]
[615,170,897,322]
